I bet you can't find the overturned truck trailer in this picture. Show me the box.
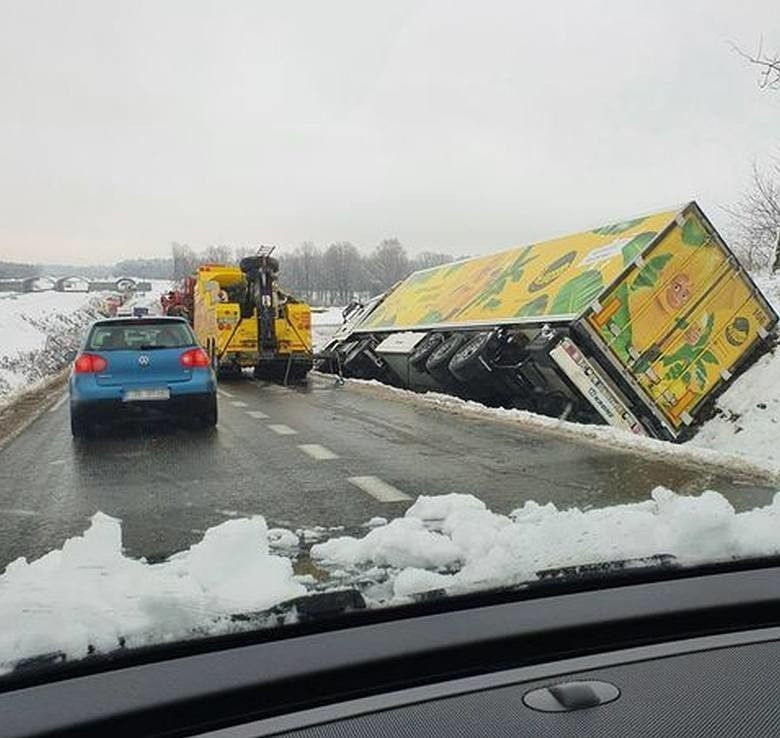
[319,202,778,441]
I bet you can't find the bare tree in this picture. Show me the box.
[725,158,780,272]
[732,38,780,90]
[411,251,454,271]
[171,242,198,280]
[366,238,409,292]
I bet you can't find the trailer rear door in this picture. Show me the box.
[582,203,778,438]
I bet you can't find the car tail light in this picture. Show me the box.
[180,348,211,368]
[74,353,108,373]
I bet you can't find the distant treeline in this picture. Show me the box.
[172,240,456,306]
[0,259,173,280]
[2,239,456,305]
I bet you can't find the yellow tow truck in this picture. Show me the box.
[190,254,313,381]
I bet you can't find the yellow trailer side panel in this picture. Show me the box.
[358,208,680,332]
[587,207,776,432]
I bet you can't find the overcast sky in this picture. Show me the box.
[1,0,778,265]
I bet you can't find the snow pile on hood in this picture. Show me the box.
[0,513,304,673]
[5,488,780,673]
[0,291,107,401]
[311,490,780,601]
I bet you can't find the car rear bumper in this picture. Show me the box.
[71,392,216,424]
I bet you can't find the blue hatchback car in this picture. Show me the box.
[69,316,217,437]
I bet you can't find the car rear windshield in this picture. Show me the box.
[87,321,195,351]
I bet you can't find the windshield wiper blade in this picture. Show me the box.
[536,554,678,583]
[410,554,679,604]
[232,588,366,626]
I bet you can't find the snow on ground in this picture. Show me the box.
[688,274,780,465]
[4,486,780,671]
[311,306,345,352]
[0,291,108,402]
[0,281,170,404]
[0,513,304,673]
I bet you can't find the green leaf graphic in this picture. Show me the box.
[550,269,604,315]
[631,253,674,291]
[681,217,708,247]
[419,310,443,324]
[602,282,633,362]
[592,217,646,236]
[515,294,548,317]
[621,231,656,265]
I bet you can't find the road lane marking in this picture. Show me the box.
[49,394,68,412]
[347,476,411,502]
[0,508,39,517]
[246,410,269,419]
[217,389,235,398]
[49,459,66,466]
[268,424,297,436]
[229,400,249,407]
[298,444,339,460]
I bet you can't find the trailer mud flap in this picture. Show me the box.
[549,337,646,435]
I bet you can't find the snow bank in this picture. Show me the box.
[0,291,107,401]
[0,513,304,673]
[312,489,780,602]
[311,306,345,352]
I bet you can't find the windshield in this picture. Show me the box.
[1,1,779,682]
[87,321,195,350]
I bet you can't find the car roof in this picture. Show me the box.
[90,316,189,327]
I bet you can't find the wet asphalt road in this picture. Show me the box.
[0,374,777,569]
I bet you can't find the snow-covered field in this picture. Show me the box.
[311,306,345,352]
[0,281,170,405]
[2,486,780,671]
[0,291,109,403]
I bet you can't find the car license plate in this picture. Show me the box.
[123,387,170,402]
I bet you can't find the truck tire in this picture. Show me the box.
[341,338,379,378]
[425,333,468,384]
[409,332,446,371]
[449,332,494,383]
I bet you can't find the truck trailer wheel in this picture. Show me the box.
[425,333,468,385]
[341,338,380,378]
[409,332,446,371]
[449,332,494,383]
